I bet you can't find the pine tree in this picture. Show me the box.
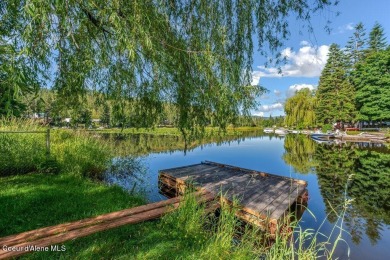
[368,23,387,52]
[100,103,111,128]
[345,22,366,66]
[353,48,390,121]
[316,44,356,125]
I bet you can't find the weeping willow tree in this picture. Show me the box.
[0,38,40,117]
[284,88,316,129]
[0,0,338,135]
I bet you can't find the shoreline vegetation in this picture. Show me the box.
[0,119,346,259]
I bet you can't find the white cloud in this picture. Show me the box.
[257,102,284,112]
[259,94,270,100]
[273,90,281,97]
[337,22,354,34]
[286,84,316,98]
[253,111,264,117]
[300,40,310,46]
[252,44,329,78]
[251,71,261,86]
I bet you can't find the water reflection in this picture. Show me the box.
[101,130,268,156]
[283,135,317,174]
[283,136,390,245]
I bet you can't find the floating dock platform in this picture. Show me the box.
[159,161,308,234]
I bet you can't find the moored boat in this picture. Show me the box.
[275,128,288,135]
[310,133,336,141]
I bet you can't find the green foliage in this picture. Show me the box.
[368,23,387,52]
[345,22,367,66]
[0,38,40,117]
[100,102,111,127]
[284,88,316,128]
[316,44,356,125]
[0,0,338,132]
[321,124,333,132]
[352,48,390,121]
[315,22,389,126]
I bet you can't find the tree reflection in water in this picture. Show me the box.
[283,136,390,245]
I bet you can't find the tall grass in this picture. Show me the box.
[50,130,111,178]
[0,118,111,178]
[0,118,48,175]
[160,189,350,260]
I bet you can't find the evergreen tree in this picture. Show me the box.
[284,88,316,128]
[316,44,356,125]
[100,103,111,128]
[352,48,390,121]
[345,22,367,66]
[368,22,387,52]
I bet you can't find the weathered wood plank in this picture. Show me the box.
[203,161,307,186]
[160,164,207,177]
[269,185,307,221]
[246,180,298,214]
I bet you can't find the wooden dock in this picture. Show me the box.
[335,133,388,143]
[159,161,308,233]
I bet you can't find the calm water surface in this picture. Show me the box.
[106,133,390,260]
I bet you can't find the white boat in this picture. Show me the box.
[274,128,288,135]
[263,128,274,133]
[310,133,335,140]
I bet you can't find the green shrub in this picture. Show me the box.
[322,124,333,132]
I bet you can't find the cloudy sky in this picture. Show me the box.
[251,0,390,117]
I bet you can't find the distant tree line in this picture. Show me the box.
[284,22,390,129]
[19,88,283,128]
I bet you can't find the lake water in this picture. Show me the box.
[105,133,390,260]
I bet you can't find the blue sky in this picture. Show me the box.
[251,0,390,117]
